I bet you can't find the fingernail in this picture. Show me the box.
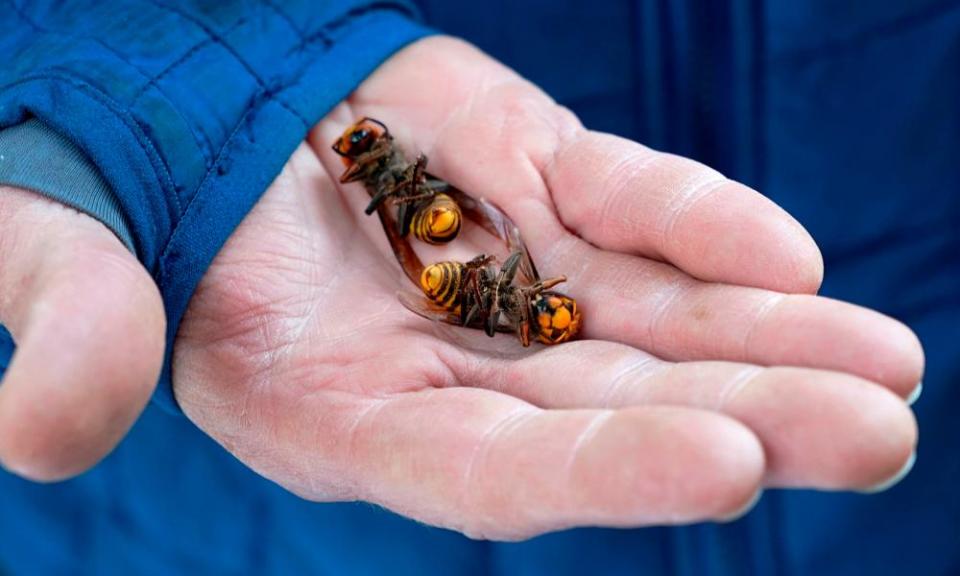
[906,381,923,406]
[860,451,916,494]
[718,489,763,523]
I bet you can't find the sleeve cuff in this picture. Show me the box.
[0,119,135,252]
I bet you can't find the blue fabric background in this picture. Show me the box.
[1,0,958,574]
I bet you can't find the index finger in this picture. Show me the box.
[546,132,825,293]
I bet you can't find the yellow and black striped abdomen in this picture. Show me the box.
[420,261,464,311]
[411,193,461,245]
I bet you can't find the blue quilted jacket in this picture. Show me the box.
[1,1,958,574]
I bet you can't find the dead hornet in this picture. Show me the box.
[396,200,582,346]
[332,117,462,245]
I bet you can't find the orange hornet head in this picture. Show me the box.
[331,117,390,165]
[531,291,581,345]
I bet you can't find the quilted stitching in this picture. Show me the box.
[260,0,306,40]
[145,0,311,127]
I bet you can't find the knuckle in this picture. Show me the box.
[594,148,656,229]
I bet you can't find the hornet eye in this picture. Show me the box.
[350,129,368,145]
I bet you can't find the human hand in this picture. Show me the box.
[0,186,164,480]
[173,37,922,539]
[0,37,922,540]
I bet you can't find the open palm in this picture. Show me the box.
[170,38,922,539]
[0,37,922,541]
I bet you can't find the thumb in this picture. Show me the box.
[0,186,165,481]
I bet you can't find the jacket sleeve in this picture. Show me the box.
[0,0,432,412]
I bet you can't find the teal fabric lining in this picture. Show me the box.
[0,118,134,251]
